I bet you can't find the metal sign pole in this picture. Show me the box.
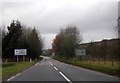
[23,55,25,62]
[17,55,19,62]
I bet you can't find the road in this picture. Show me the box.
[7,56,118,82]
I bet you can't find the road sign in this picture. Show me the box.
[75,49,86,56]
[14,49,27,56]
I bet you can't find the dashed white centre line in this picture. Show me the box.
[52,64,72,83]
[59,71,71,83]
[50,61,71,83]
[54,66,58,70]
[50,62,53,66]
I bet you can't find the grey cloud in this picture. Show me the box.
[119,1,120,17]
[36,2,117,34]
[1,1,118,48]
[2,2,32,10]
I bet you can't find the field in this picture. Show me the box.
[54,57,119,77]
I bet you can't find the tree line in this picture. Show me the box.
[117,17,120,61]
[80,39,118,61]
[2,20,43,62]
[0,28,1,58]
[52,20,119,61]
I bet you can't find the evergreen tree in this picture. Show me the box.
[28,28,43,59]
[2,20,22,58]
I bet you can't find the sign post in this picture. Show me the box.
[75,49,86,59]
[17,55,18,62]
[23,55,25,62]
[14,49,27,62]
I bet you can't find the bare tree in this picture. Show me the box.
[52,25,82,58]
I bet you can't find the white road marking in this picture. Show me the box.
[7,61,42,81]
[50,62,53,66]
[35,63,39,66]
[16,73,21,76]
[50,61,71,83]
[54,66,58,70]
[59,72,71,83]
[7,72,22,81]
[7,76,15,81]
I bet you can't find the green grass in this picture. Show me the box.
[0,66,2,81]
[2,61,37,81]
[0,66,2,75]
[54,57,119,77]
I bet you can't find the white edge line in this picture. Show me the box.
[59,72,71,82]
[54,66,58,70]
[16,73,21,76]
[7,76,15,81]
[35,63,39,66]
[7,72,22,81]
[7,61,41,81]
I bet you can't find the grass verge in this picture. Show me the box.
[0,67,2,75]
[0,66,2,82]
[2,57,43,81]
[54,57,119,77]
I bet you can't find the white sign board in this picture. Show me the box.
[75,49,86,56]
[14,49,27,56]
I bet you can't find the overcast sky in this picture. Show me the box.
[0,0,119,49]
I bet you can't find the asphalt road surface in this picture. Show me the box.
[7,56,119,82]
